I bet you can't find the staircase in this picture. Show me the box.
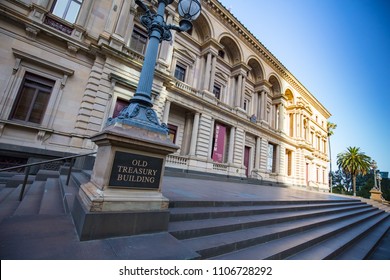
[0,170,389,259]
[168,200,390,260]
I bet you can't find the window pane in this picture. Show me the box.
[12,86,35,121]
[29,91,50,123]
[65,1,82,23]
[130,29,148,54]
[174,65,186,82]
[213,85,221,99]
[52,0,82,23]
[52,0,67,18]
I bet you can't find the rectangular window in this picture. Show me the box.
[267,143,277,173]
[113,98,130,118]
[174,64,186,82]
[10,73,55,124]
[168,124,178,144]
[213,84,221,100]
[130,27,148,54]
[52,0,83,23]
[243,99,250,112]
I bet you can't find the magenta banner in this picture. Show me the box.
[212,124,226,163]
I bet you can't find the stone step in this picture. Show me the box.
[180,207,376,259]
[13,181,45,215]
[168,203,373,240]
[286,212,390,260]
[169,201,365,222]
[0,186,16,204]
[0,185,25,223]
[59,174,83,214]
[334,214,390,260]
[5,175,35,188]
[211,209,384,260]
[169,199,356,208]
[35,170,60,181]
[39,178,65,215]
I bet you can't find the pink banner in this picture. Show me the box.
[212,124,226,163]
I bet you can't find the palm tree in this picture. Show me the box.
[336,146,371,196]
[327,122,337,193]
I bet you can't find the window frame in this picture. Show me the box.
[174,63,187,82]
[1,49,74,129]
[168,124,178,144]
[51,0,83,24]
[129,26,149,55]
[213,83,222,100]
[10,73,55,125]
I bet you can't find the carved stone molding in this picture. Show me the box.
[25,25,40,40]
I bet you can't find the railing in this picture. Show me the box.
[251,169,263,181]
[166,154,188,167]
[213,163,228,172]
[0,152,96,201]
[175,80,200,96]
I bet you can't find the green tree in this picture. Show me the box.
[327,122,337,193]
[336,147,371,196]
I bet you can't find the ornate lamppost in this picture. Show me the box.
[107,0,201,133]
[73,0,202,241]
[370,160,383,202]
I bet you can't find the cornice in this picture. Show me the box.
[203,0,331,118]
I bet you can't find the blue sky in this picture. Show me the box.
[218,0,390,173]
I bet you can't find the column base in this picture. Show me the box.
[72,195,169,241]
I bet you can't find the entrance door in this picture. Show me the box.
[244,146,251,177]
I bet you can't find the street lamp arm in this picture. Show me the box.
[167,19,193,32]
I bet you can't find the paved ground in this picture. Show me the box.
[162,176,349,201]
[0,176,388,260]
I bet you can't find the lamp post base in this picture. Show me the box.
[370,189,383,202]
[71,120,179,240]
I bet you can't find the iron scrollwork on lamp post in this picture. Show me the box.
[107,0,202,133]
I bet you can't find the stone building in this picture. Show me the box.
[0,0,331,191]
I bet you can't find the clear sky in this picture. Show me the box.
[218,0,390,173]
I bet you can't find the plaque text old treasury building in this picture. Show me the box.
[0,0,331,191]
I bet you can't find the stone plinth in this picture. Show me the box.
[370,189,383,202]
[72,122,178,240]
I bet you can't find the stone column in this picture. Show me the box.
[208,118,215,158]
[241,75,246,108]
[252,92,259,117]
[279,103,285,132]
[35,0,49,8]
[260,91,266,120]
[255,136,261,170]
[275,144,280,174]
[189,112,200,156]
[209,55,217,92]
[235,75,242,107]
[162,100,171,124]
[181,114,192,155]
[75,0,93,27]
[228,127,236,163]
[114,0,130,38]
[229,76,236,106]
[203,53,212,90]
